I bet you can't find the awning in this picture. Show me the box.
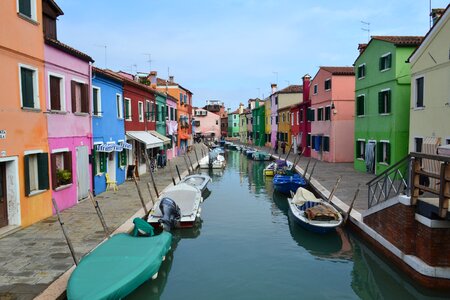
[119,141,132,150]
[148,130,171,145]
[126,131,163,149]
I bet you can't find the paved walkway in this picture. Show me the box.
[0,143,208,300]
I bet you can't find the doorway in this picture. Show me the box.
[76,146,89,200]
[0,163,7,228]
[365,141,376,174]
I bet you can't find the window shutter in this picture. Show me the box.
[81,84,89,113]
[92,147,97,175]
[64,151,73,184]
[387,54,392,69]
[93,89,98,115]
[71,81,77,113]
[377,143,382,163]
[387,90,391,113]
[50,76,61,110]
[378,92,383,113]
[37,153,49,190]
[379,57,383,70]
[51,153,57,189]
[101,153,107,173]
[386,143,391,164]
[19,0,32,18]
[21,69,34,108]
[24,154,30,196]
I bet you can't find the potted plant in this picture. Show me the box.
[56,169,72,186]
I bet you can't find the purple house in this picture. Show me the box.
[43,0,94,211]
[270,84,278,148]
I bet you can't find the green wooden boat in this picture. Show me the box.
[67,221,172,300]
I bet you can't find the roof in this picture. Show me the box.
[371,36,424,47]
[156,78,193,95]
[115,72,160,96]
[277,85,303,94]
[93,67,123,83]
[45,37,94,62]
[320,66,355,76]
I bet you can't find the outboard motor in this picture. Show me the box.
[158,197,181,231]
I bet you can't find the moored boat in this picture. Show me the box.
[252,151,271,161]
[67,219,172,300]
[147,183,203,229]
[199,153,226,169]
[179,174,212,192]
[288,187,343,234]
[263,160,293,177]
[273,173,307,194]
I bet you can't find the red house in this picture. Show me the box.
[117,71,163,177]
[294,74,312,157]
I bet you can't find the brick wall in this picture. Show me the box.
[364,203,450,267]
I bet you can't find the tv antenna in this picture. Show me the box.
[94,44,107,68]
[143,53,153,71]
[361,21,370,42]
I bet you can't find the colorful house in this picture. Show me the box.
[220,110,228,138]
[252,102,265,147]
[0,0,51,228]
[354,36,423,174]
[193,107,220,140]
[91,68,128,196]
[293,74,312,157]
[44,2,94,210]
[310,67,355,162]
[165,94,178,160]
[228,104,243,138]
[277,106,292,151]
[239,109,248,143]
[270,84,279,147]
[156,76,192,154]
[408,6,450,153]
[118,72,163,177]
[264,98,272,147]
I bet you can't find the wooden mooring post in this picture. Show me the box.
[52,198,78,265]
[328,176,342,202]
[88,190,110,238]
[303,158,311,177]
[343,184,361,225]
[133,175,149,215]
[308,160,318,182]
[175,164,182,181]
[167,159,177,186]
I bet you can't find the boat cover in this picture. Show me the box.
[305,204,339,221]
[291,187,321,206]
[67,232,172,300]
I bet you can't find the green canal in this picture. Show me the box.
[127,150,448,300]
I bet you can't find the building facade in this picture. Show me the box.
[253,103,265,147]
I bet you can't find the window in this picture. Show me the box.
[282,113,286,122]
[356,140,366,159]
[311,135,316,149]
[93,147,107,175]
[275,96,278,105]
[19,65,39,109]
[49,74,65,111]
[325,106,331,121]
[357,64,366,79]
[378,89,391,114]
[323,136,330,152]
[414,137,423,153]
[307,133,311,147]
[92,86,101,116]
[296,112,299,125]
[166,106,169,120]
[138,101,144,122]
[317,108,324,121]
[276,116,279,124]
[446,139,450,145]
[116,94,123,119]
[184,94,187,105]
[233,123,237,127]
[71,80,89,114]
[300,109,304,122]
[18,0,37,21]
[307,108,315,121]
[24,152,49,196]
[324,79,331,91]
[313,84,318,94]
[216,120,219,125]
[50,151,72,189]
[378,141,390,164]
[379,53,392,71]
[179,93,183,104]
[415,77,424,108]
[124,98,131,120]
[194,120,200,126]
[145,101,151,121]
[170,107,175,121]
[356,95,365,116]
[118,149,127,167]
[291,113,294,126]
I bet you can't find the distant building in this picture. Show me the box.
[193,108,220,141]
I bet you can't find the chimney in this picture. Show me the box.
[169,75,174,83]
[271,83,277,94]
[431,8,445,26]
[302,74,311,103]
[358,43,367,54]
[148,71,157,88]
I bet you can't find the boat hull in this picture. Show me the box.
[273,174,307,195]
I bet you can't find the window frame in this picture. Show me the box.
[317,107,324,121]
[323,136,330,152]
[414,76,425,109]
[356,94,365,117]
[356,139,366,160]
[23,150,49,196]
[92,85,102,117]
[116,93,124,119]
[48,72,66,112]
[378,89,391,115]
[414,136,423,153]
[378,140,391,165]
[138,101,144,122]
[124,98,132,120]
[50,149,73,190]
[71,79,89,114]
[313,84,318,95]
[19,63,40,110]
[17,0,37,22]
[357,63,366,79]
[325,106,331,121]
[379,52,392,72]
[324,78,331,91]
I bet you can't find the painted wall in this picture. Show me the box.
[0,1,52,227]
[92,71,126,196]
[270,93,278,146]
[253,106,265,146]
[264,100,272,147]
[409,12,450,151]
[354,40,415,174]
[278,92,302,109]
[194,108,220,139]
[278,107,292,150]
[166,97,178,160]
[123,83,155,132]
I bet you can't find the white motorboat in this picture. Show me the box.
[147,183,203,229]
[199,153,226,169]
[179,174,212,192]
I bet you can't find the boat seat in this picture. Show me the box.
[105,173,118,191]
[131,218,154,237]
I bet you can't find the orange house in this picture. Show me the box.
[0,0,52,229]
[155,75,193,152]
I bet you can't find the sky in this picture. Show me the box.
[56,0,449,109]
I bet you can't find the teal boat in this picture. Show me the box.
[252,151,271,161]
[67,219,172,300]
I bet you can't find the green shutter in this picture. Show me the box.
[19,0,32,18]
[24,155,30,196]
[21,68,34,108]
[93,89,98,115]
[37,153,49,190]
[386,143,391,164]
[378,92,383,114]
[100,153,107,173]
[377,143,382,163]
[379,57,383,70]
[387,54,391,69]
[120,150,127,166]
[387,91,391,113]
[92,147,97,175]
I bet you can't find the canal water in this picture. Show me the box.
[127,150,448,300]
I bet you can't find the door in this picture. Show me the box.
[365,141,376,174]
[76,146,89,200]
[0,163,8,228]
[107,151,116,181]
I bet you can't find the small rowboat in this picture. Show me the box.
[263,160,293,177]
[288,187,343,234]
[273,174,307,194]
[67,219,172,300]
[179,174,211,192]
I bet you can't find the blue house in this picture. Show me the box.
[91,67,129,195]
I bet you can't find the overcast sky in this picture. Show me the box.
[56,0,448,109]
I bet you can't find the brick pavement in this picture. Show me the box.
[0,143,208,300]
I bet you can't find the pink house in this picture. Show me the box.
[310,67,355,162]
[43,1,94,211]
[166,94,178,160]
[193,108,220,141]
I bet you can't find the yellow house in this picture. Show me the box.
[264,98,271,147]
[408,7,450,153]
[277,106,292,152]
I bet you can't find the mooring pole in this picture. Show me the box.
[175,164,182,181]
[194,148,200,168]
[187,153,195,173]
[167,159,177,185]
[133,175,149,215]
[88,190,109,238]
[303,158,311,177]
[144,152,159,198]
[52,198,78,266]
[147,182,156,206]
[308,160,318,182]
[183,155,191,175]
[284,144,293,163]
[344,184,361,225]
[328,176,343,202]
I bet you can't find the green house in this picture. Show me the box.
[353,36,423,175]
[252,103,265,146]
[228,105,243,138]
